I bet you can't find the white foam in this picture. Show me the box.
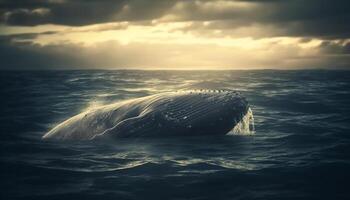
[227,107,255,136]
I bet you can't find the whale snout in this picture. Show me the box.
[181,90,250,135]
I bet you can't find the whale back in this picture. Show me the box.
[43,91,249,140]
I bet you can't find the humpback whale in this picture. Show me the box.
[43,90,253,140]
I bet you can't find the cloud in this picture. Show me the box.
[0,0,349,39]
[0,0,127,26]
[64,22,129,33]
[0,0,175,26]
[319,40,350,55]
[0,35,85,69]
[161,0,350,39]
[0,0,349,69]
[1,33,349,70]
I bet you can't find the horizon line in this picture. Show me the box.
[1,67,349,71]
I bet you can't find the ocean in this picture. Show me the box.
[1,70,350,200]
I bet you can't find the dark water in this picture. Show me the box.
[1,70,350,200]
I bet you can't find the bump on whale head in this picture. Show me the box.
[43,90,252,140]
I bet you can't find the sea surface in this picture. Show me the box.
[1,70,350,200]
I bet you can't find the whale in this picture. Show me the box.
[43,90,253,140]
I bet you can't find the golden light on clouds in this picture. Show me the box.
[0,0,349,69]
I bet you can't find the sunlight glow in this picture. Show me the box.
[0,21,333,69]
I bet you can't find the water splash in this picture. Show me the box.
[228,107,255,135]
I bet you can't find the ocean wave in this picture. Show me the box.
[2,70,350,199]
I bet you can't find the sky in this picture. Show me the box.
[0,0,349,70]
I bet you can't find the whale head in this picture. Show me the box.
[43,90,253,140]
[146,90,251,137]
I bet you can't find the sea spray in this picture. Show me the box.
[228,107,255,135]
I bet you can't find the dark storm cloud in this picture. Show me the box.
[252,0,350,39]
[0,0,125,26]
[0,0,175,26]
[166,0,350,39]
[0,0,350,70]
[319,40,350,55]
[0,34,85,69]
[1,0,349,39]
